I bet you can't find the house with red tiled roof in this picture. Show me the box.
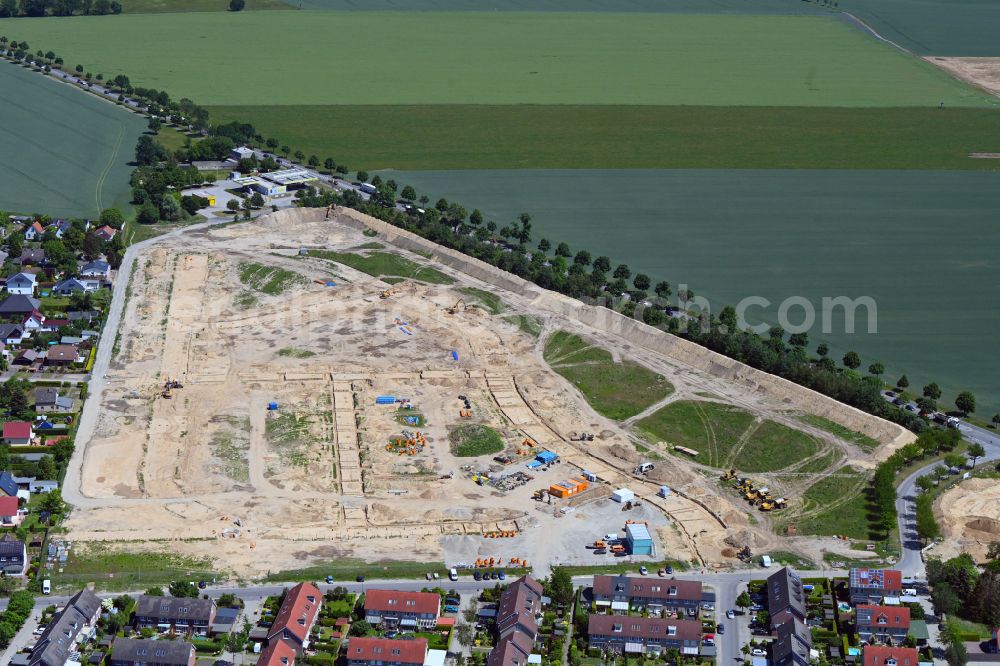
[3,422,33,445]
[347,637,428,666]
[45,343,78,366]
[263,582,322,655]
[94,225,118,242]
[365,589,440,629]
[850,568,903,604]
[857,605,910,644]
[587,615,703,656]
[0,495,21,526]
[593,574,702,617]
[256,636,297,666]
[862,645,919,666]
[24,221,44,242]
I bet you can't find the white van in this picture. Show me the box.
[42,579,51,594]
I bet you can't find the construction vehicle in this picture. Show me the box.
[721,469,737,481]
[161,387,172,399]
[446,299,466,315]
[380,286,398,299]
[634,462,655,475]
[737,545,753,562]
[592,540,607,550]
[324,203,334,219]
[610,544,625,554]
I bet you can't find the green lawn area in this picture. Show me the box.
[796,413,880,451]
[277,347,316,358]
[543,331,673,421]
[265,558,447,582]
[948,617,994,641]
[238,261,306,295]
[0,60,145,218]
[54,545,220,592]
[211,105,1000,171]
[504,314,542,338]
[121,0,291,11]
[458,287,504,314]
[732,420,821,473]
[634,400,754,467]
[307,249,452,284]
[448,424,504,457]
[791,468,873,539]
[7,12,989,107]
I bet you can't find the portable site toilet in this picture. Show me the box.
[267,402,279,411]
[626,522,654,556]
[582,471,597,482]
[611,488,635,504]
[658,485,671,498]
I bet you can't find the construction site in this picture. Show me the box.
[63,207,917,579]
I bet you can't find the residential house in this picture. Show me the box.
[262,582,322,656]
[80,260,111,280]
[767,568,807,630]
[0,495,22,526]
[850,569,903,605]
[0,323,27,344]
[30,588,103,666]
[12,349,40,367]
[587,615,703,656]
[5,272,37,296]
[134,596,217,636]
[24,221,45,241]
[0,294,42,316]
[856,605,910,645]
[41,317,69,333]
[0,533,27,575]
[19,249,46,266]
[47,219,73,239]
[772,618,812,666]
[68,310,100,324]
[347,637,429,666]
[22,309,45,332]
[256,638,298,666]
[862,646,920,666]
[45,344,79,366]
[109,638,196,666]
[487,576,544,666]
[496,575,543,641]
[29,479,59,494]
[52,278,99,295]
[365,589,441,630]
[231,146,255,161]
[34,387,74,413]
[94,225,118,242]
[3,421,34,445]
[592,575,702,617]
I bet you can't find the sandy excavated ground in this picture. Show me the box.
[928,477,1000,563]
[66,209,900,578]
[928,57,1000,98]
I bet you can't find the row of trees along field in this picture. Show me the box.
[928,551,1000,666]
[0,0,121,17]
[7,29,974,437]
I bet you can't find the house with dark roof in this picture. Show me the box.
[264,582,322,655]
[857,605,910,644]
[0,533,26,575]
[52,278,100,295]
[365,589,440,630]
[34,387,74,413]
[486,576,544,666]
[767,568,807,630]
[850,569,903,605]
[109,637,196,666]
[587,615,703,656]
[862,645,919,666]
[0,323,27,344]
[29,588,103,666]
[19,249,45,266]
[772,618,812,666]
[592,575,702,617]
[348,637,429,666]
[0,471,19,497]
[5,272,37,296]
[80,260,111,280]
[12,349,40,367]
[0,294,42,316]
[134,596,217,636]
[3,421,34,445]
[487,632,535,666]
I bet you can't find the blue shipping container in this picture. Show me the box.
[536,451,558,464]
[376,395,396,404]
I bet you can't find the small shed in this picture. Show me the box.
[626,522,653,556]
[611,488,635,504]
[535,450,558,465]
[658,485,671,497]
[582,470,597,482]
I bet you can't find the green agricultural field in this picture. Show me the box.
[543,331,673,421]
[791,468,873,539]
[4,12,990,107]
[393,168,1000,419]
[458,287,504,314]
[120,0,291,11]
[307,249,452,284]
[238,262,306,295]
[211,105,1000,171]
[291,0,823,11]
[635,400,821,472]
[0,61,145,217]
[796,414,879,452]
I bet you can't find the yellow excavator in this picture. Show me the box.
[380,286,398,299]
[446,299,466,314]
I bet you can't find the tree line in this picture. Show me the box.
[0,0,120,17]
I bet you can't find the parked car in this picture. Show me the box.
[726,610,735,619]
[717,624,725,634]
[356,575,365,583]
[474,571,482,581]
[665,565,673,574]
[444,605,460,613]
[639,567,648,575]
[752,649,767,656]
[498,570,506,581]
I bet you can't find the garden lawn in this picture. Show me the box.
[448,424,504,458]
[3,12,991,107]
[543,331,673,421]
[307,249,452,284]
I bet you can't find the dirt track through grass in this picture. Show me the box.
[543,331,673,421]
